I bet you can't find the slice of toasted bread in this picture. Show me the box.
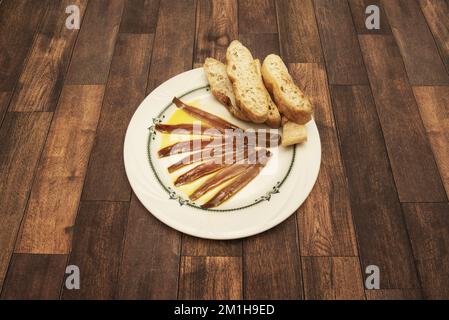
[226,40,269,123]
[254,59,281,128]
[262,54,313,124]
[203,58,249,121]
[281,120,307,146]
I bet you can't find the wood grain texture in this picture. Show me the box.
[413,87,449,199]
[0,0,48,91]
[62,201,128,300]
[244,216,303,300]
[382,0,449,85]
[276,0,323,63]
[403,203,449,300]
[115,0,196,300]
[365,289,422,300]
[16,85,105,254]
[348,0,391,34]
[331,85,419,289]
[290,63,357,256]
[194,0,237,65]
[239,32,302,300]
[0,113,52,292]
[359,35,447,202]
[183,0,241,257]
[119,0,160,34]
[117,194,180,299]
[238,33,280,62]
[82,34,153,201]
[314,0,368,84]
[10,0,88,112]
[302,257,365,300]
[1,254,67,300]
[419,0,449,74]
[239,0,277,34]
[181,238,241,257]
[65,0,124,84]
[146,0,196,93]
[0,91,12,126]
[179,257,242,299]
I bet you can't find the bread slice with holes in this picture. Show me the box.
[281,118,308,146]
[262,54,313,124]
[254,59,281,128]
[203,58,249,121]
[226,41,269,123]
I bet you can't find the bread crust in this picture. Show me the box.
[204,58,249,121]
[262,54,313,124]
[226,41,269,123]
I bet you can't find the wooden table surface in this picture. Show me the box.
[0,0,448,300]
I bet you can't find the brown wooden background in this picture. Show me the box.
[0,0,448,300]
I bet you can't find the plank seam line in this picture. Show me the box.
[312,0,366,297]
[0,1,50,127]
[416,1,449,78]
[114,2,160,300]
[177,0,199,301]
[58,0,126,299]
[354,17,425,295]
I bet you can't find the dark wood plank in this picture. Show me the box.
[116,0,196,300]
[275,0,323,63]
[238,33,280,62]
[348,0,391,34]
[65,0,125,84]
[239,33,303,300]
[10,0,88,112]
[0,112,52,292]
[330,85,420,289]
[365,289,422,300]
[413,86,449,198]
[182,238,241,257]
[62,201,128,300]
[302,257,365,300]
[117,194,180,299]
[403,203,449,300]
[382,0,449,85]
[82,34,153,201]
[314,0,368,84]
[119,0,160,34]
[1,254,67,300]
[290,63,357,256]
[179,257,242,299]
[194,0,237,65]
[183,0,241,257]
[239,0,277,34]
[419,0,449,74]
[244,216,303,299]
[16,85,105,254]
[359,35,447,202]
[0,0,48,91]
[0,91,11,125]
[146,0,196,93]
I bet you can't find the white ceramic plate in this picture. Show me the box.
[124,68,321,239]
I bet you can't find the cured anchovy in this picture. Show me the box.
[189,163,253,201]
[167,145,251,173]
[158,138,217,158]
[173,97,241,130]
[174,147,264,187]
[174,161,230,186]
[155,123,224,135]
[201,165,263,208]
